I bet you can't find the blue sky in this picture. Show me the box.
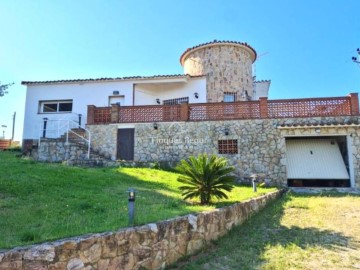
[0,0,359,141]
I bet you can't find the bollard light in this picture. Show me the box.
[127,188,136,226]
[128,188,136,201]
[250,174,258,192]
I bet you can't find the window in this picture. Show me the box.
[40,100,73,113]
[163,97,189,105]
[218,139,238,154]
[224,92,236,103]
[223,92,236,115]
[109,96,124,106]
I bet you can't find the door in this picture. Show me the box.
[286,138,349,180]
[117,128,134,160]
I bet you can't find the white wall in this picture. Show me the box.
[23,77,207,140]
[253,81,271,100]
[23,81,133,139]
[134,77,206,105]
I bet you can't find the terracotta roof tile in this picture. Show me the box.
[254,80,271,83]
[278,121,360,129]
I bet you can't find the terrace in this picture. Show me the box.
[87,93,359,125]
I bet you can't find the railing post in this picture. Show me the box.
[42,117,48,138]
[348,93,359,115]
[259,97,268,118]
[111,104,120,123]
[66,121,69,143]
[180,103,189,121]
[87,105,96,125]
[78,114,82,128]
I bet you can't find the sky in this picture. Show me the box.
[0,0,359,142]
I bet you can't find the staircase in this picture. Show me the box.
[37,119,115,166]
[60,128,115,167]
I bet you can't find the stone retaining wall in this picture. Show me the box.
[0,190,283,270]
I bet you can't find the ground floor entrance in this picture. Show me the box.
[117,128,135,160]
[286,136,351,187]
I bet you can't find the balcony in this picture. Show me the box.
[87,93,359,125]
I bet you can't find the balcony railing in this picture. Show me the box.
[87,93,359,125]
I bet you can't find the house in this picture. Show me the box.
[21,40,360,190]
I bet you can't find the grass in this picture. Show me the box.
[0,151,277,249]
[169,191,360,270]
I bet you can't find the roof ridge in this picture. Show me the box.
[22,74,205,85]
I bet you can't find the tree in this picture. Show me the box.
[177,154,235,205]
[0,82,14,97]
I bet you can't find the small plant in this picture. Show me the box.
[177,154,235,205]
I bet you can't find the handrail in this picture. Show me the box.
[38,119,91,159]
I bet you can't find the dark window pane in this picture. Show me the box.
[59,102,72,112]
[43,103,58,112]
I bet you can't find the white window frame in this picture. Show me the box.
[224,92,236,103]
[39,100,73,113]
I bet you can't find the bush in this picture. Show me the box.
[177,154,235,205]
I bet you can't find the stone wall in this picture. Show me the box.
[88,116,360,188]
[33,139,90,162]
[0,190,283,270]
[181,43,255,102]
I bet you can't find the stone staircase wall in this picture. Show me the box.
[30,127,116,166]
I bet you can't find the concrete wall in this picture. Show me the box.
[0,190,283,270]
[88,116,360,188]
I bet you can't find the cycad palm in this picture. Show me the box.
[177,154,235,205]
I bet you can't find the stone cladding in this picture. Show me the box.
[181,42,256,102]
[88,116,360,188]
[0,190,283,270]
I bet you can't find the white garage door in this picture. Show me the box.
[286,139,349,180]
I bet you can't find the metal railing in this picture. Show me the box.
[38,119,91,159]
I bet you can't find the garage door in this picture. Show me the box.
[286,139,349,180]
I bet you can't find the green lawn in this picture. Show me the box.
[0,151,277,249]
[170,192,360,270]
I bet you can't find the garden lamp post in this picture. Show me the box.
[250,174,258,192]
[127,188,136,226]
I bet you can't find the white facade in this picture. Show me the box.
[253,81,271,100]
[134,77,206,105]
[22,76,206,140]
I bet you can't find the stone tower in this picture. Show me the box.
[180,40,257,102]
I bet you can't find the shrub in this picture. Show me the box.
[177,154,235,205]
